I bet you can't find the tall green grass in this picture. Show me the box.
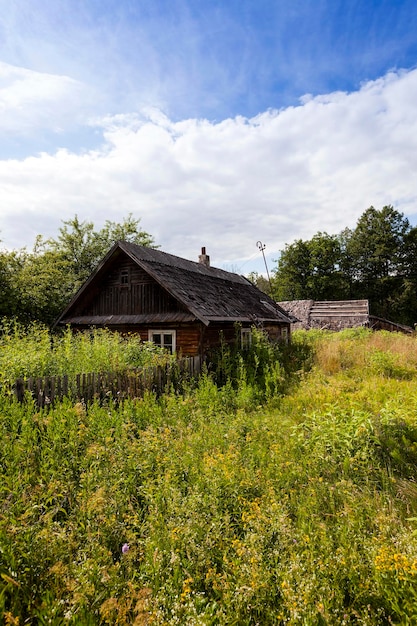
[2,329,417,624]
[0,321,171,384]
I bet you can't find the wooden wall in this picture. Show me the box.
[201,323,236,353]
[74,257,183,317]
[90,323,204,357]
[69,321,289,357]
[263,323,290,341]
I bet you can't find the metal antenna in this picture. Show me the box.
[257,241,272,294]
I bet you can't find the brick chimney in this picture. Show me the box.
[198,247,210,267]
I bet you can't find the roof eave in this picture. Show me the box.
[206,316,291,324]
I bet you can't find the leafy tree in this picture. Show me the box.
[395,226,417,326]
[0,214,155,326]
[401,226,417,280]
[272,239,312,300]
[13,250,74,324]
[272,233,348,301]
[348,206,409,280]
[308,232,348,300]
[0,250,22,318]
[272,205,417,326]
[347,206,410,319]
[247,271,271,295]
[46,213,155,285]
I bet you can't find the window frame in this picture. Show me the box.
[120,268,130,285]
[148,329,176,354]
[240,327,252,349]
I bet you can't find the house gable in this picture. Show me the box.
[61,249,191,321]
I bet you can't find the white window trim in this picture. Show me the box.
[241,327,252,349]
[148,329,176,353]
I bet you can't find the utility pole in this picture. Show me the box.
[256,241,273,295]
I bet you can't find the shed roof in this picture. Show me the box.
[277,299,414,334]
[277,299,369,330]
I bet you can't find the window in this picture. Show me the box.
[281,327,289,343]
[241,328,252,349]
[149,330,176,354]
[120,268,130,285]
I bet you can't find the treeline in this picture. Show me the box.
[270,205,417,327]
[0,214,155,325]
[2,205,416,329]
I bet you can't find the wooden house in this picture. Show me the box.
[55,242,292,356]
[278,299,413,334]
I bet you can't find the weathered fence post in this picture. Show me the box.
[15,378,25,403]
[11,356,202,407]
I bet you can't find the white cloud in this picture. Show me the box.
[1,67,417,273]
[0,61,88,135]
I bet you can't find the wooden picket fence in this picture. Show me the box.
[12,356,202,408]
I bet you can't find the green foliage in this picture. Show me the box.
[272,232,349,302]
[206,327,309,405]
[246,271,271,295]
[0,214,155,325]
[0,321,170,385]
[46,213,155,285]
[273,205,417,326]
[273,237,313,300]
[11,249,75,324]
[2,331,417,623]
[0,251,24,318]
[349,205,409,280]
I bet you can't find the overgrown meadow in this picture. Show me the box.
[2,326,417,624]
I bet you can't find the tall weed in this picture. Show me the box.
[2,329,417,623]
[0,320,171,384]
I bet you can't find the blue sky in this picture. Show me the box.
[1,0,417,274]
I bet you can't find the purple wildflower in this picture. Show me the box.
[122,543,130,554]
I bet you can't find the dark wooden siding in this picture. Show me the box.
[202,323,239,352]
[202,322,290,352]
[138,325,204,357]
[263,323,290,341]
[73,258,184,317]
[137,324,203,357]
[72,323,204,357]
[176,326,202,357]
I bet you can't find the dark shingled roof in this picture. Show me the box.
[57,241,292,327]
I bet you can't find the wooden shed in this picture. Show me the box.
[56,242,292,356]
[278,299,413,334]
